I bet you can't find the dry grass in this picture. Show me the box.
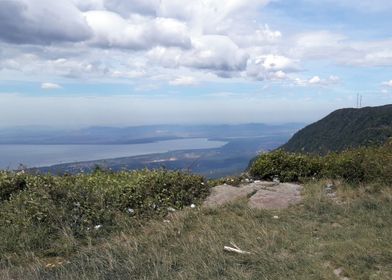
[2,181,392,279]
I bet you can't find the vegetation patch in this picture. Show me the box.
[2,181,392,279]
[281,104,392,154]
[0,169,208,262]
[249,141,392,184]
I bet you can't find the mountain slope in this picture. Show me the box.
[281,104,392,154]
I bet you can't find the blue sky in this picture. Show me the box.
[0,0,391,127]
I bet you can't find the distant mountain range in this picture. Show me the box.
[0,123,304,144]
[15,123,305,178]
[281,104,392,154]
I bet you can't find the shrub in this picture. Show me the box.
[249,142,392,185]
[0,169,208,258]
[0,171,27,202]
[249,150,322,182]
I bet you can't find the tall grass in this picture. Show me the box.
[2,181,392,279]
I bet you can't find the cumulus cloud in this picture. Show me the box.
[1,0,390,87]
[246,55,298,81]
[41,82,62,90]
[71,0,104,11]
[184,35,249,72]
[104,0,158,16]
[146,35,249,76]
[0,0,92,44]
[270,71,287,80]
[84,11,191,50]
[0,0,283,81]
[308,76,321,84]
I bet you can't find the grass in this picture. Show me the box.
[2,180,392,279]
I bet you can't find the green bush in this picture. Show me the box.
[0,169,208,258]
[249,142,392,184]
[0,171,27,202]
[249,150,322,182]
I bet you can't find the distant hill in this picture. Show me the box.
[281,104,392,154]
[0,123,304,144]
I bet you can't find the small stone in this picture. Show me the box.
[94,225,102,230]
[190,204,196,208]
[325,183,336,193]
[273,215,279,219]
[163,220,170,223]
[332,222,342,228]
[167,207,176,212]
[127,208,135,214]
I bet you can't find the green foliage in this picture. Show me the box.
[249,150,321,182]
[3,182,392,279]
[250,142,392,184]
[281,104,392,154]
[0,169,208,258]
[0,171,27,201]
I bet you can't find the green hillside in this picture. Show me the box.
[281,104,392,154]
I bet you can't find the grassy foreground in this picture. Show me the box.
[2,180,392,279]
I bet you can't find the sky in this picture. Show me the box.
[0,0,391,128]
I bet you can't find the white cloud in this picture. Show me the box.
[169,76,198,86]
[71,0,104,11]
[104,0,158,16]
[84,11,191,50]
[184,35,249,72]
[293,75,340,86]
[1,0,390,87]
[308,76,321,84]
[262,55,298,71]
[0,0,92,44]
[246,55,298,81]
[41,82,62,90]
[382,80,392,87]
[111,70,145,79]
[0,0,284,82]
[292,31,392,67]
[271,71,287,80]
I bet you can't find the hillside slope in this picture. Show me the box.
[281,104,392,154]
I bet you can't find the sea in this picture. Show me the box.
[0,138,226,170]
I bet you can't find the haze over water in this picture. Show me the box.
[0,138,226,170]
